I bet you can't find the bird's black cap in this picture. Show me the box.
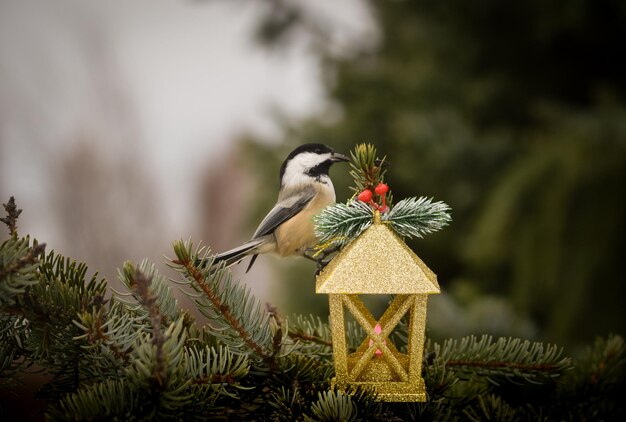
[279,143,336,185]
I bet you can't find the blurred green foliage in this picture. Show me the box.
[245,0,626,348]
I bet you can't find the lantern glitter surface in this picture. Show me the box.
[316,217,440,402]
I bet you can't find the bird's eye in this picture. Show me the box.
[315,148,321,154]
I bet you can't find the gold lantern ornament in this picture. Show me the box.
[312,143,451,402]
[316,211,440,402]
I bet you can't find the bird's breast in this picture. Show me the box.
[274,187,335,257]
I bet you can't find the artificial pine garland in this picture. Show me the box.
[314,144,452,251]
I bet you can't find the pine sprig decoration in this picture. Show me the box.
[313,200,373,248]
[349,143,388,195]
[314,144,451,248]
[385,197,452,239]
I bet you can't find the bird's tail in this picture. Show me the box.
[195,239,264,271]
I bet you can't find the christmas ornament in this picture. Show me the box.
[316,211,440,402]
[314,143,451,402]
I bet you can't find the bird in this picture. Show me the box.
[197,143,349,272]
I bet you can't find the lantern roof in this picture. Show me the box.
[316,221,441,295]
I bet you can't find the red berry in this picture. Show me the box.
[358,189,373,203]
[375,183,389,195]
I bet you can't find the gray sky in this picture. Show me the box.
[0,0,376,294]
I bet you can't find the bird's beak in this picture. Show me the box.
[331,153,350,163]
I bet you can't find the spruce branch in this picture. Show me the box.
[117,260,180,325]
[170,240,274,366]
[579,333,624,387]
[0,241,45,281]
[463,394,517,422]
[556,333,625,418]
[125,317,193,414]
[16,250,107,387]
[47,378,137,421]
[268,386,304,421]
[131,268,167,388]
[74,303,132,365]
[428,335,571,386]
[287,314,333,356]
[267,303,285,358]
[306,389,358,422]
[0,314,29,376]
[0,237,45,306]
[184,344,250,400]
[385,196,452,239]
[1,196,22,237]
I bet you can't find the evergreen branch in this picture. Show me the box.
[289,332,333,348]
[1,196,22,237]
[286,315,365,356]
[184,344,250,399]
[306,389,358,422]
[0,241,45,281]
[74,304,131,365]
[171,241,274,365]
[17,251,107,381]
[267,303,285,357]
[314,200,373,247]
[268,387,304,421]
[385,196,452,239]
[47,378,138,421]
[0,314,29,376]
[428,335,570,385]
[463,394,517,422]
[131,269,167,388]
[578,333,624,387]
[125,317,193,415]
[116,260,180,325]
[287,314,333,353]
[272,354,334,397]
[0,237,44,306]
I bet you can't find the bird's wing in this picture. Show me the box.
[251,188,316,239]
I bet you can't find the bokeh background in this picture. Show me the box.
[1,0,625,354]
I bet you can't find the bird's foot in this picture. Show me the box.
[307,246,340,276]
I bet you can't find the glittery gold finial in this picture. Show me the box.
[373,210,381,224]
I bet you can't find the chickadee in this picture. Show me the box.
[199,143,349,271]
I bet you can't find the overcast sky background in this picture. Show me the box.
[0,0,376,293]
